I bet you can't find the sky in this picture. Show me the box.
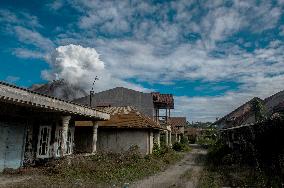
[0,0,284,122]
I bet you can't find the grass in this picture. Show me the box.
[8,147,185,188]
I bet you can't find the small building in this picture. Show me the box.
[184,127,202,143]
[168,117,186,143]
[76,106,164,155]
[0,82,109,172]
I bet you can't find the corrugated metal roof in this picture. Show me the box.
[0,81,110,120]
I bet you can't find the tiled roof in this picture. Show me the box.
[184,127,201,136]
[151,92,174,109]
[169,117,187,127]
[98,106,164,129]
[0,81,110,120]
[169,117,187,134]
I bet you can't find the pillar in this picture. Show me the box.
[154,131,161,148]
[61,116,71,157]
[169,131,172,147]
[165,130,169,146]
[175,133,178,142]
[92,121,99,153]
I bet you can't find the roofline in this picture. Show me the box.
[0,81,110,120]
[213,97,263,125]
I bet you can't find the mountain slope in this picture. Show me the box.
[30,79,88,101]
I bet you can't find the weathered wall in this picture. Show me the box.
[74,126,93,153]
[74,87,154,117]
[97,128,153,155]
[0,119,26,172]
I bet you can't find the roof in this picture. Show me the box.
[214,97,262,128]
[169,117,186,134]
[184,127,201,136]
[169,117,187,127]
[97,106,163,129]
[0,81,110,120]
[151,92,174,109]
[273,101,284,113]
[264,90,284,113]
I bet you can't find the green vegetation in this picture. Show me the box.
[196,128,217,148]
[197,137,283,187]
[251,97,268,121]
[11,146,184,188]
[172,136,191,152]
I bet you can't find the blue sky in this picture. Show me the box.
[0,0,284,122]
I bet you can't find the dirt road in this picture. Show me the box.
[130,146,207,188]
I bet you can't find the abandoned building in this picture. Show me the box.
[168,117,186,143]
[74,87,175,147]
[74,87,155,117]
[0,81,109,172]
[184,127,202,143]
[75,106,164,155]
[218,90,284,151]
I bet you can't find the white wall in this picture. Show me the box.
[97,128,153,155]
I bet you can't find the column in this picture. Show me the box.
[165,130,169,146]
[175,133,178,142]
[154,131,161,148]
[169,131,172,147]
[61,116,71,157]
[92,121,99,153]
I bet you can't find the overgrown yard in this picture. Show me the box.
[2,147,184,188]
[196,140,284,188]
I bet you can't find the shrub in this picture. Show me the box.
[172,142,191,152]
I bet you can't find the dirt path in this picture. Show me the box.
[130,146,207,188]
[0,175,32,187]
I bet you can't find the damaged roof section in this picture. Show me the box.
[98,106,164,130]
[0,81,110,120]
[151,92,174,109]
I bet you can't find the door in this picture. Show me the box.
[0,122,26,172]
[5,124,26,169]
[0,123,8,172]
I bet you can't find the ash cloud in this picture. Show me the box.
[42,44,148,93]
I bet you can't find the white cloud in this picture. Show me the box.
[5,76,20,84]
[3,0,283,122]
[14,26,54,51]
[0,9,42,28]
[42,44,150,92]
[13,48,46,59]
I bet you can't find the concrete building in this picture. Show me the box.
[74,87,155,117]
[0,81,109,172]
[74,87,175,147]
[76,106,163,155]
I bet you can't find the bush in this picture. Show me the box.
[172,142,191,152]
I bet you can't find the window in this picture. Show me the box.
[37,126,51,159]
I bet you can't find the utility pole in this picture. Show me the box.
[89,76,99,107]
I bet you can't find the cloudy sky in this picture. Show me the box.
[0,0,284,122]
